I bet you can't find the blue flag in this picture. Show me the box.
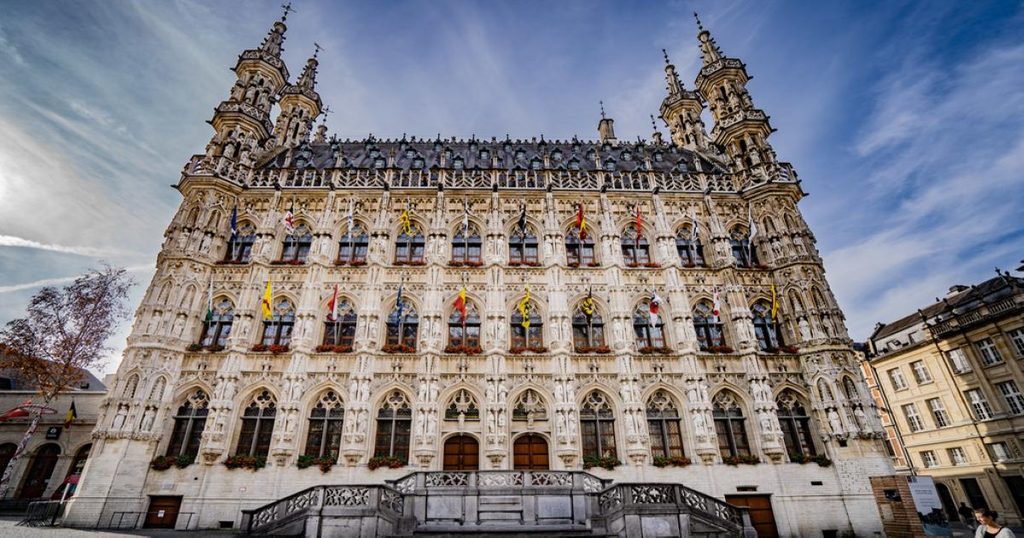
[395,284,404,322]
[230,205,238,240]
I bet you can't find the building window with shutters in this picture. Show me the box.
[975,338,1003,366]
[902,403,925,432]
[946,348,972,374]
[964,389,994,420]
[910,360,932,384]
[1008,329,1024,358]
[926,398,950,428]
[888,368,908,391]
[996,381,1024,415]
[947,447,968,465]
[920,450,939,468]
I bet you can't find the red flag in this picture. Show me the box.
[0,406,30,422]
[649,291,663,326]
[327,284,339,321]
[635,204,643,238]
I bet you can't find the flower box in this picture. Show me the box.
[575,345,611,354]
[394,260,426,266]
[186,343,203,352]
[150,454,195,471]
[582,455,621,470]
[444,344,483,355]
[778,345,800,354]
[271,259,305,266]
[315,344,353,353]
[587,261,601,267]
[789,453,832,467]
[297,455,335,472]
[652,455,692,468]
[224,454,266,470]
[216,259,248,265]
[638,346,671,355]
[643,262,661,268]
[722,454,760,466]
[706,345,734,354]
[508,261,541,267]
[567,262,580,268]
[268,344,289,354]
[367,455,406,470]
[335,259,367,266]
[251,344,268,352]
[382,343,416,353]
[206,344,225,352]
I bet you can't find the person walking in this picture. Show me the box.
[974,508,1016,538]
[960,503,978,529]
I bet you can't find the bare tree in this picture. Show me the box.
[0,266,134,498]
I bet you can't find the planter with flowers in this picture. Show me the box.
[150,454,195,471]
[652,455,692,468]
[778,345,800,354]
[271,259,305,266]
[638,346,672,355]
[382,343,416,354]
[224,455,266,470]
[297,455,335,473]
[706,345,734,354]
[335,259,367,267]
[789,453,832,467]
[367,456,406,470]
[575,345,612,354]
[444,344,483,355]
[315,344,353,353]
[582,455,621,470]
[722,454,760,466]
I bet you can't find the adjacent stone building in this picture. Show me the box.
[864,273,1024,526]
[63,10,892,536]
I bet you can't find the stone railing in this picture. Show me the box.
[594,482,755,537]
[241,484,406,536]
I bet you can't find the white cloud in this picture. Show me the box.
[0,235,127,258]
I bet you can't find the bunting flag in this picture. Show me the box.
[328,284,339,321]
[517,203,527,235]
[518,286,532,328]
[230,204,238,240]
[581,287,595,323]
[454,286,468,322]
[347,200,354,234]
[64,401,78,429]
[747,204,757,263]
[649,290,663,326]
[712,287,721,322]
[462,199,471,236]
[400,206,412,235]
[261,278,273,320]
[770,283,779,321]
[635,204,643,238]
[281,201,296,233]
[690,213,700,260]
[205,277,214,322]
[576,203,588,240]
[395,283,405,321]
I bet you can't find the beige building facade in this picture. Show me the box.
[62,11,893,537]
[865,274,1024,526]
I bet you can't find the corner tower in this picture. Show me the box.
[658,49,709,151]
[273,49,323,147]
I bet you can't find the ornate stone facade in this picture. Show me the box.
[64,10,892,536]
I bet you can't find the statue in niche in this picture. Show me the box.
[853,407,868,432]
[827,408,844,435]
[112,405,129,430]
[799,318,812,341]
[140,407,156,432]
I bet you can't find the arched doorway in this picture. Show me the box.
[935,482,958,524]
[513,434,549,470]
[0,444,16,478]
[19,444,60,499]
[442,435,479,470]
[52,444,91,499]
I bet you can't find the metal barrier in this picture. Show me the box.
[104,511,196,530]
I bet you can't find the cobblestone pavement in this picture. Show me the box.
[0,517,239,537]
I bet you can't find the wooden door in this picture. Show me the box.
[725,494,778,538]
[19,444,60,499]
[442,435,479,470]
[144,496,182,529]
[513,434,549,470]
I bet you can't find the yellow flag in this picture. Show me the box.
[400,208,412,235]
[518,286,531,328]
[770,283,779,321]
[261,278,273,320]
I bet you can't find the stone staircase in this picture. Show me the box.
[240,471,756,537]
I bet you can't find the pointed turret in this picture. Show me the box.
[659,49,709,151]
[597,101,617,143]
[692,12,777,180]
[274,46,324,147]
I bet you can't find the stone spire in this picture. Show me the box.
[663,49,685,97]
[274,44,324,147]
[597,101,617,143]
[659,49,708,151]
[694,12,723,66]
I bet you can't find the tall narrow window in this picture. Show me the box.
[713,392,750,458]
[261,298,295,347]
[964,389,994,420]
[888,368,908,391]
[751,301,781,351]
[565,228,595,266]
[910,360,933,384]
[975,339,1003,366]
[996,381,1024,415]
[395,224,425,264]
[730,227,756,268]
[235,390,276,458]
[675,224,704,267]
[385,300,419,351]
[621,227,650,266]
[166,389,209,458]
[572,304,605,352]
[946,349,972,374]
[646,390,685,459]
[451,224,482,265]
[927,398,950,427]
[224,223,256,263]
[1008,329,1024,358]
[902,403,925,432]
[447,302,481,352]
[304,391,345,460]
[693,301,725,351]
[509,225,539,265]
[280,223,313,263]
[580,391,617,460]
[322,299,357,349]
[200,298,234,348]
[374,391,411,461]
[776,391,816,457]
[633,300,666,350]
[511,300,543,350]
[337,223,368,265]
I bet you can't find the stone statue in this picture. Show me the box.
[112,405,128,430]
[799,318,812,341]
[827,409,844,435]
[751,379,771,403]
[140,407,156,432]
[854,407,868,432]
[498,380,508,404]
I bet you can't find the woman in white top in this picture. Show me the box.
[974,508,1016,538]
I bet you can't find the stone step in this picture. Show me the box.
[478,503,522,512]
[479,495,520,504]
[478,511,523,521]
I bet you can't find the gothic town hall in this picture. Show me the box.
[63,10,893,538]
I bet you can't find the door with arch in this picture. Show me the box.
[19,444,60,499]
[442,435,479,470]
[513,434,549,470]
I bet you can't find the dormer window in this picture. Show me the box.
[604,159,616,172]
[515,149,526,160]
[412,158,424,169]
[552,149,563,161]
[503,143,512,153]
[654,152,663,162]
[370,148,380,159]
[374,158,386,168]
[479,149,490,160]
[586,150,595,160]
[444,149,453,160]
[453,156,465,170]
[530,158,542,170]
[569,159,581,171]
[621,151,632,162]
[469,142,478,152]
[405,149,416,159]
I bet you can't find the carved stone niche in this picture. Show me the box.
[341,448,362,468]
[271,448,291,467]
[626,447,648,467]
[695,447,719,465]
[556,450,577,470]
[485,449,506,469]
[413,448,435,469]
[200,446,223,465]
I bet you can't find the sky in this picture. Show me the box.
[0,0,1022,375]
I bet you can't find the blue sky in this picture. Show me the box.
[1,0,1022,374]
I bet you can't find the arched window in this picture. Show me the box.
[751,301,782,352]
[19,444,60,499]
[447,302,481,352]
[511,300,543,350]
[304,390,345,460]
[261,298,295,347]
[776,391,817,457]
[509,224,539,265]
[374,390,411,461]
[395,224,425,264]
[451,224,482,265]
[572,303,605,352]
[647,390,685,459]
[55,443,92,498]
[712,392,750,458]
[729,227,756,268]
[693,301,725,351]
[166,389,209,458]
[444,389,480,421]
[817,379,835,402]
[841,376,860,402]
[281,223,313,263]
[236,390,276,458]
[123,374,140,399]
[675,224,704,267]
[633,299,666,350]
[225,223,256,263]
[565,227,595,267]
[580,391,617,460]
[385,299,419,351]
[200,298,234,349]
[323,299,357,349]
[621,227,650,266]
[337,223,368,265]
[512,390,547,422]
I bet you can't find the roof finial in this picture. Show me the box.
[320,105,331,124]
[600,100,606,120]
[313,41,324,60]
[694,11,705,33]
[662,48,671,65]
[281,2,295,23]
[650,115,658,132]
